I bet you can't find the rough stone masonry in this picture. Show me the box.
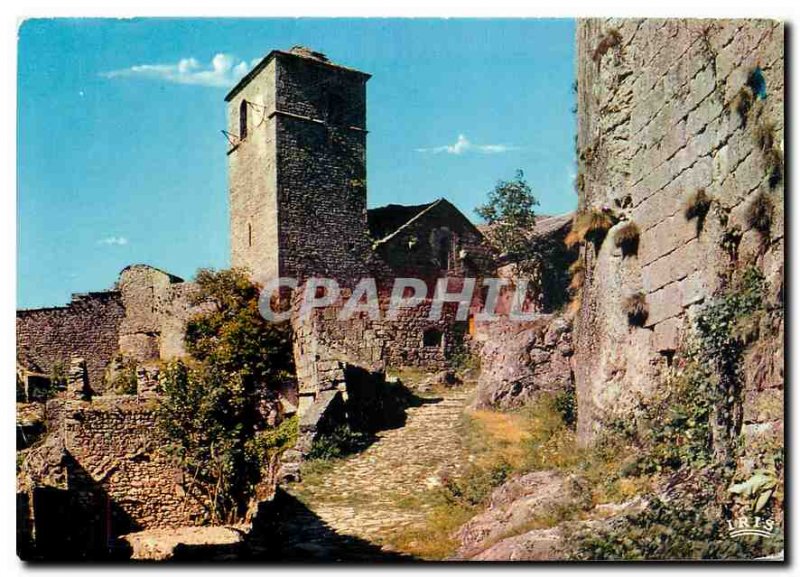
[574,19,783,445]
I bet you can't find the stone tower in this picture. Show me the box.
[225,46,378,286]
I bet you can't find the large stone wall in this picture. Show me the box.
[574,19,783,443]
[17,292,125,391]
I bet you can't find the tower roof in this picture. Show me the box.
[224,47,371,102]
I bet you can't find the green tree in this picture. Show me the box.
[476,170,550,298]
[157,268,296,523]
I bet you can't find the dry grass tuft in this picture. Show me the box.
[565,228,581,249]
[755,120,777,152]
[613,221,640,257]
[764,146,784,189]
[575,172,585,193]
[746,190,774,235]
[683,188,712,221]
[731,85,755,124]
[592,28,622,64]
[623,292,648,327]
[572,209,615,248]
[568,260,586,293]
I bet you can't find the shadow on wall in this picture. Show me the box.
[20,452,138,562]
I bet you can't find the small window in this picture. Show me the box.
[239,100,248,140]
[437,235,450,270]
[325,92,347,126]
[248,223,252,247]
[423,328,443,348]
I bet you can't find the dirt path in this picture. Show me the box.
[252,385,472,561]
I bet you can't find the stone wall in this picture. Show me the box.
[117,265,200,363]
[292,295,471,412]
[17,265,199,395]
[53,397,207,530]
[17,291,125,392]
[574,19,783,443]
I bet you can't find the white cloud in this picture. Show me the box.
[415,134,517,155]
[98,236,128,246]
[102,53,254,88]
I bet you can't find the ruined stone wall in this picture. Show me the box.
[16,292,125,392]
[117,265,199,364]
[292,297,469,406]
[16,265,199,395]
[575,19,783,443]
[52,397,207,530]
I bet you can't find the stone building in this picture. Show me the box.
[17,47,508,552]
[226,47,387,287]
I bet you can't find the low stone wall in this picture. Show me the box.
[472,314,573,410]
[51,396,207,530]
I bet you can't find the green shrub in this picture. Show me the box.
[157,268,297,524]
[108,355,138,395]
[440,461,513,509]
[569,493,783,560]
[306,425,370,461]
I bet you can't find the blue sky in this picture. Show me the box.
[17,18,576,309]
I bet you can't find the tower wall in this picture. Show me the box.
[227,59,280,283]
[227,51,379,286]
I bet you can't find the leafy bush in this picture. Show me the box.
[156,268,296,523]
[569,492,783,560]
[440,461,513,509]
[107,355,138,395]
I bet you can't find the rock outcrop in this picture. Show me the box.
[473,315,573,410]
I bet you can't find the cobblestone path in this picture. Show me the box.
[252,386,471,561]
